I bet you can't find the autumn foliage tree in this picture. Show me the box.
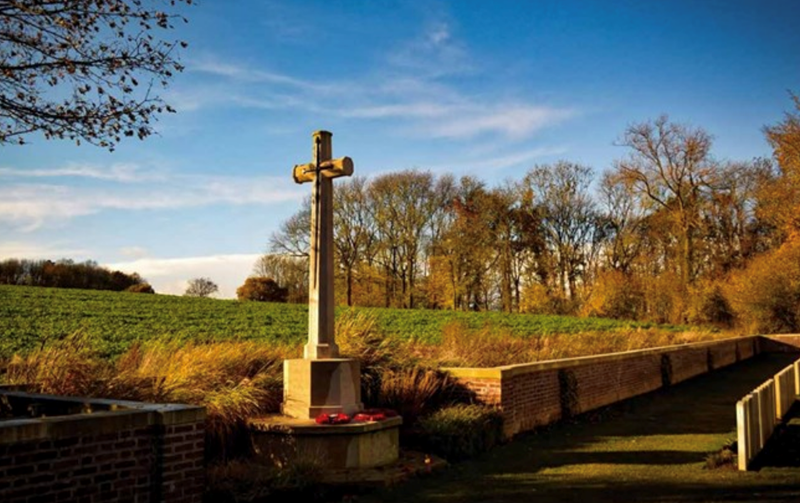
[236,277,288,303]
[263,101,800,332]
[762,94,800,239]
[0,0,191,149]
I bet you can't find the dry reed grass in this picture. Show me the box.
[371,367,462,426]
[3,331,107,396]
[409,322,731,368]
[2,333,300,460]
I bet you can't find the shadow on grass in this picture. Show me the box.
[362,353,800,503]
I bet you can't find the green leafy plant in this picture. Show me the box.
[418,404,504,461]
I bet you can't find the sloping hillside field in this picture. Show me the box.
[0,284,682,359]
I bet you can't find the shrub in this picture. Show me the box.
[418,404,504,461]
[582,269,645,320]
[205,459,322,503]
[237,277,288,302]
[687,281,735,327]
[520,283,574,315]
[643,271,687,324]
[125,282,155,293]
[729,239,800,333]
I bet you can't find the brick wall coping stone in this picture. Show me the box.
[249,415,402,436]
[0,390,205,445]
[444,335,760,379]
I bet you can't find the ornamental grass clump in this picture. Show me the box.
[3,330,107,396]
[1,333,299,462]
[112,339,296,460]
[370,367,462,428]
[336,310,404,402]
[418,404,504,461]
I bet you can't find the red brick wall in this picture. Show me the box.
[449,337,766,438]
[0,426,156,502]
[0,401,205,503]
[159,422,206,503]
[760,335,800,353]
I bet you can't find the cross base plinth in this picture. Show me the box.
[304,342,339,360]
[282,358,363,420]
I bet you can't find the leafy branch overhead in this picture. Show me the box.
[0,0,192,149]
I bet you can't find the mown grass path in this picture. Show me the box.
[365,354,800,503]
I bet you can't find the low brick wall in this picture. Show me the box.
[0,392,205,503]
[447,336,765,438]
[760,334,800,352]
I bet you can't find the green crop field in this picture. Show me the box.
[0,284,680,359]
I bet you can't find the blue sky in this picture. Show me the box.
[2,0,799,297]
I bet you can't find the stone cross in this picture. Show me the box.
[292,130,353,359]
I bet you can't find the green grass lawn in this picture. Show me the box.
[361,354,800,503]
[0,284,681,359]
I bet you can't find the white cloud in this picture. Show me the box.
[428,105,576,140]
[119,246,150,259]
[346,102,575,140]
[0,241,90,260]
[0,175,305,230]
[106,254,262,298]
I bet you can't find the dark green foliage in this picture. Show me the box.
[418,404,504,461]
[0,258,147,292]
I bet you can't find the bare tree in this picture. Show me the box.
[368,170,451,308]
[613,115,716,288]
[0,0,191,149]
[269,197,310,257]
[598,171,647,274]
[184,277,217,298]
[334,176,376,306]
[523,161,600,303]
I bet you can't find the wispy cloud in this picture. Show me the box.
[188,56,344,94]
[0,163,166,183]
[346,102,575,139]
[177,20,578,143]
[0,175,305,231]
[387,21,473,78]
[429,105,576,140]
[430,146,568,175]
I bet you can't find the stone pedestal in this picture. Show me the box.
[282,358,363,419]
[249,415,402,469]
